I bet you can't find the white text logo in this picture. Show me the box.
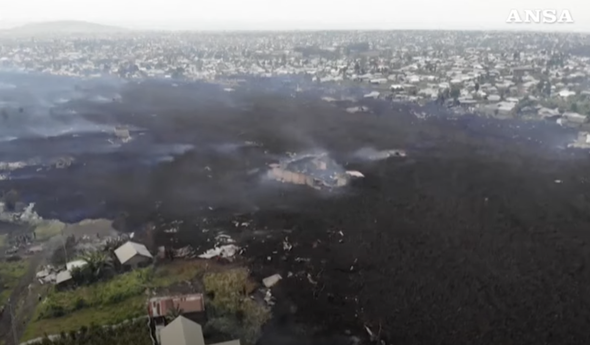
[506,10,574,24]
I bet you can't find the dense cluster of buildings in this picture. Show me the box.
[1,27,589,129]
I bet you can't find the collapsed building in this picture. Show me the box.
[113,126,132,143]
[267,153,363,190]
[568,131,590,149]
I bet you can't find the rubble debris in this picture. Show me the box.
[262,274,282,288]
[353,147,407,162]
[264,289,275,306]
[216,234,236,243]
[174,245,197,259]
[363,91,380,99]
[307,273,318,285]
[568,131,590,148]
[198,244,240,259]
[114,126,132,142]
[367,149,406,160]
[232,220,250,228]
[365,325,378,342]
[267,152,362,190]
[345,106,370,114]
[295,257,311,263]
[36,265,58,284]
[346,170,364,178]
[350,258,358,271]
[50,156,75,169]
[0,161,28,171]
[282,237,293,251]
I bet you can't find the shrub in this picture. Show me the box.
[41,303,65,319]
[73,298,87,311]
[203,269,271,345]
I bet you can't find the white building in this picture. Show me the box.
[159,316,240,345]
[66,260,88,271]
[55,270,73,286]
[114,241,153,268]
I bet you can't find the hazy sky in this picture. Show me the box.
[0,0,588,31]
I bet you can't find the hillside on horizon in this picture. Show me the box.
[1,20,129,35]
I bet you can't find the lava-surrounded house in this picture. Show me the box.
[267,153,354,189]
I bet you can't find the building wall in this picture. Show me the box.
[149,295,205,318]
[268,167,349,189]
[269,168,311,186]
[126,254,151,268]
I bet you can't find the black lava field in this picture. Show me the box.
[2,72,590,345]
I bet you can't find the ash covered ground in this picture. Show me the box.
[2,71,590,344]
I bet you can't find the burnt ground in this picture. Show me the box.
[2,78,590,345]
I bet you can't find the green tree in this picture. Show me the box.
[166,304,183,322]
[79,250,114,283]
[2,189,20,212]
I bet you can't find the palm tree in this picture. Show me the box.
[80,250,114,281]
[166,304,184,322]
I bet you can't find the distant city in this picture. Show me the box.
[1,20,590,146]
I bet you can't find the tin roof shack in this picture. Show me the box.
[114,241,153,269]
[114,126,131,142]
[148,294,206,325]
[267,153,357,190]
[55,270,74,290]
[158,316,241,345]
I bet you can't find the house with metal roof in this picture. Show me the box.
[114,241,153,268]
[148,294,205,320]
[159,316,240,345]
[55,270,73,288]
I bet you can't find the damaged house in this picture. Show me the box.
[267,153,362,190]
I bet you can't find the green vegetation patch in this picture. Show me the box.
[151,260,207,287]
[37,268,150,319]
[204,269,271,345]
[0,259,29,305]
[25,262,266,344]
[34,261,205,322]
[34,221,66,241]
[23,305,149,344]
